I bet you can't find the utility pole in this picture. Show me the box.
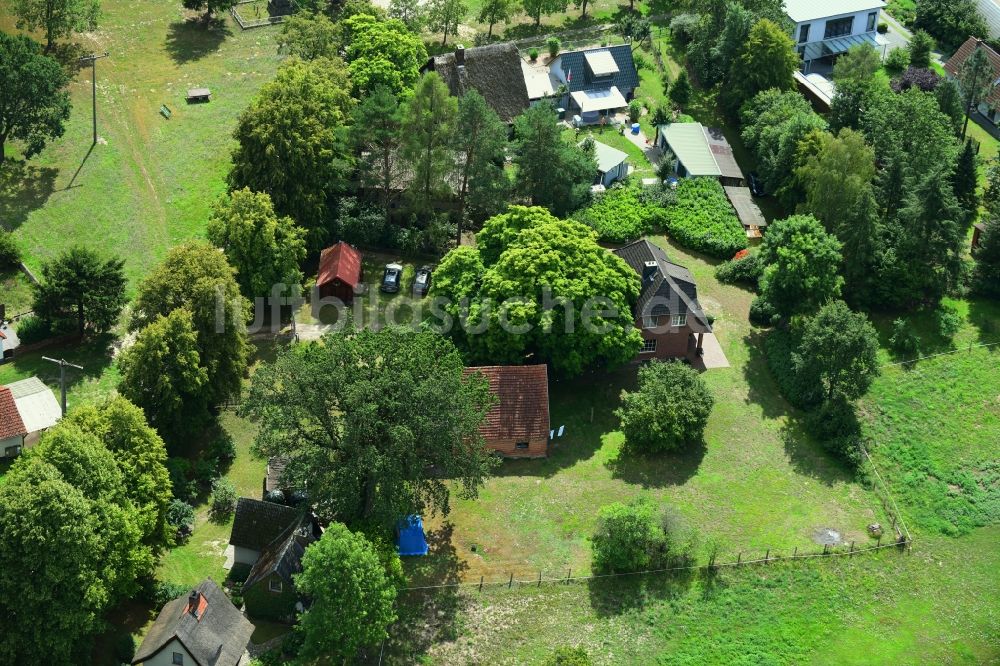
[41,357,83,417]
[78,52,110,145]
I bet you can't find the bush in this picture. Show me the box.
[659,506,699,565]
[628,99,643,123]
[529,47,539,61]
[804,397,862,467]
[885,47,910,74]
[650,105,670,126]
[663,178,747,258]
[210,478,237,520]
[936,304,962,338]
[591,499,662,573]
[616,360,714,454]
[877,21,888,34]
[546,37,560,58]
[749,295,777,327]
[891,67,941,93]
[889,318,920,355]
[544,647,593,665]
[166,499,195,541]
[205,433,237,467]
[669,13,700,46]
[166,457,198,502]
[13,315,53,345]
[574,184,668,243]
[152,581,189,606]
[0,230,20,269]
[715,253,762,287]
[632,51,651,71]
[762,327,824,409]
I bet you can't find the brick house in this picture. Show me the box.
[463,365,550,458]
[612,240,712,362]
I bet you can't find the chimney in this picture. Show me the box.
[187,590,206,619]
[455,44,465,66]
[642,261,659,282]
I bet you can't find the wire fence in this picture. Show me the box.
[879,340,1000,368]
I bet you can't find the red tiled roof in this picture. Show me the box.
[317,242,362,289]
[944,37,1000,107]
[0,386,27,440]
[463,365,550,441]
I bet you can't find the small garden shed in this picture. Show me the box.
[316,241,362,303]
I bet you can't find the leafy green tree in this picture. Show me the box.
[352,86,405,224]
[669,69,692,108]
[615,13,651,45]
[935,78,965,136]
[207,188,307,300]
[209,477,237,520]
[908,29,935,69]
[9,0,99,53]
[230,57,354,247]
[131,241,249,404]
[479,0,516,36]
[973,213,1000,298]
[32,246,127,337]
[295,524,398,662]
[727,19,798,113]
[832,44,881,84]
[0,230,20,268]
[277,11,340,60]
[957,43,995,140]
[0,33,70,161]
[240,327,497,526]
[434,207,642,375]
[758,215,844,319]
[66,397,173,550]
[616,360,714,453]
[118,309,211,445]
[426,0,467,45]
[401,72,458,217]
[453,90,510,237]
[181,0,234,18]
[952,139,979,220]
[520,0,566,27]
[914,0,988,54]
[792,300,880,403]
[513,104,594,216]
[388,0,424,30]
[342,14,428,97]
[591,499,662,573]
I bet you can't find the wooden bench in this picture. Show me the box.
[186,87,211,103]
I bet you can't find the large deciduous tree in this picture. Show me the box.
[118,308,211,446]
[520,0,566,27]
[181,0,235,19]
[792,300,880,403]
[512,103,595,217]
[277,11,340,60]
[294,524,398,662]
[400,72,458,217]
[240,327,497,527]
[616,360,714,453]
[757,215,844,319]
[342,14,427,97]
[0,33,70,162]
[9,0,99,53]
[229,57,354,247]
[432,206,642,375]
[425,0,467,46]
[479,0,516,36]
[32,246,127,336]
[914,0,988,54]
[452,90,510,238]
[131,241,249,405]
[206,188,307,300]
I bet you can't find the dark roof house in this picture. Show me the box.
[423,43,531,122]
[462,365,550,458]
[316,241,363,303]
[132,578,254,666]
[552,44,639,97]
[230,498,302,555]
[944,38,1000,122]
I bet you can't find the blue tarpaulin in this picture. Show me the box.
[397,515,428,556]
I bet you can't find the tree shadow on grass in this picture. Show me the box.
[384,523,471,661]
[165,17,232,65]
[741,330,797,420]
[778,412,858,487]
[605,439,706,488]
[587,568,694,618]
[0,160,58,231]
[967,298,1000,346]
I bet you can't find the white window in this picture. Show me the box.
[269,578,283,593]
[866,12,877,32]
[641,339,657,353]
[642,315,657,329]
[671,314,687,327]
[173,653,184,666]
[798,24,810,43]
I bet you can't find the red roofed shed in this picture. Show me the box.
[0,386,28,454]
[317,242,363,303]
[463,365,550,458]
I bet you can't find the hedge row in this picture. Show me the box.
[663,178,747,258]
[575,184,674,244]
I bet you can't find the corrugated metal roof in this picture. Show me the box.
[784,0,884,23]
[659,123,721,177]
[724,186,768,229]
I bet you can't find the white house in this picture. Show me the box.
[785,0,888,73]
[587,139,629,187]
[0,377,61,458]
[975,0,1000,40]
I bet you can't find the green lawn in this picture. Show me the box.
[0,270,33,315]
[0,4,283,289]
[0,334,120,407]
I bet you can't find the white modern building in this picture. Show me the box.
[975,0,1000,40]
[785,0,888,73]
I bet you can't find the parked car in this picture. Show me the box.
[413,266,432,297]
[748,172,766,197]
[380,263,403,293]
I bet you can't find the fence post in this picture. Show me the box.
[538,571,542,587]
[737,552,741,565]
[479,576,484,592]
[793,547,797,559]
[849,541,855,557]
[508,573,513,589]
[823,544,828,556]
[566,569,571,584]
[876,535,881,548]
[764,549,769,564]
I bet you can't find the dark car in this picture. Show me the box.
[380,263,403,293]
[413,265,432,298]
[748,171,766,197]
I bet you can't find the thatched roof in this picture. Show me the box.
[424,43,530,122]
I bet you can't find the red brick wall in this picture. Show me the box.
[635,320,694,361]
[486,436,549,458]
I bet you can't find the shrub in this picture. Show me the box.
[663,178,747,258]
[210,478,237,520]
[651,105,670,126]
[877,21,888,34]
[804,397,862,467]
[152,581,190,606]
[885,47,910,74]
[749,295,777,327]
[529,47,539,61]
[166,457,198,502]
[659,506,699,565]
[575,184,667,243]
[762,327,824,409]
[669,13,700,46]
[628,99,643,123]
[889,318,920,355]
[891,67,941,93]
[936,303,962,338]
[205,433,237,467]
[616,360,714,454]
[166,499,195,541]
[547,37,560,58]
[0,230,20,269]
[669,70,692,107]
[13,315,53,345]
[715,253,762,287]
[544,647,593,665]
[632,51,651,71]
[591,499,662,573]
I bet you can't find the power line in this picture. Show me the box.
[41,356,83,416]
